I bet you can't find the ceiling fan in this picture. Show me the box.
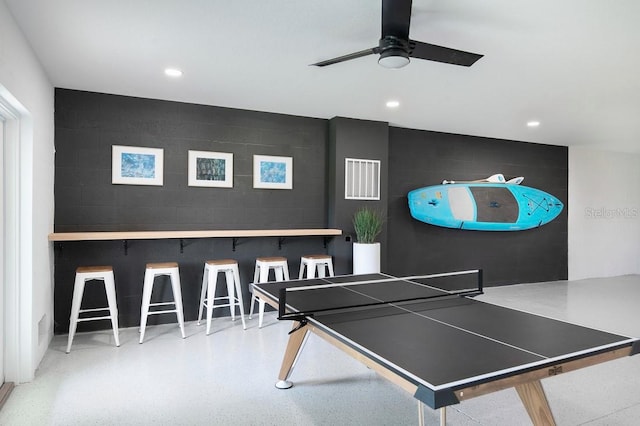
[312,0,483,69]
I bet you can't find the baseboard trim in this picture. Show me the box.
[0,382,15,410]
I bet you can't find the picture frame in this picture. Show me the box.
[253,155,293,189]
[188,150,233,188]
[112,145,164,186]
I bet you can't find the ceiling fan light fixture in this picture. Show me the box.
[378,48,410,69]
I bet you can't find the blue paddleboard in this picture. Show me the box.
[407,183,563,231]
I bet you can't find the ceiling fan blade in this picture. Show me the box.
[311,47,379,67]
[409,40,483,67]
[382,0,412,39]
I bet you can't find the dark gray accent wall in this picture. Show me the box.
[387,127,568,285]
[55,89,328,231]
[54,89,331,333]
[53,89,569,334]
[327,117,389,274]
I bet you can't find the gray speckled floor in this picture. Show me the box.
[1,275,639,425]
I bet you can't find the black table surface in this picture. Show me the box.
[254,273,638,391]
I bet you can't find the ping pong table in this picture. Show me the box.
[252,270,639,425]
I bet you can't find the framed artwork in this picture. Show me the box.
[253,155,293,189]
[188,150,233,188]
[112,145,164,186]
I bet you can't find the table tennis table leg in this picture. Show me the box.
[515,380,556,426]
[417,402,445,426]
[275,321,309,389]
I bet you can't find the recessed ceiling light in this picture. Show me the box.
[527,120,540,127]
[386,100,400,108]
[164,68,183,77]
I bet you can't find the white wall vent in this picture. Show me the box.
[345,158,380,200]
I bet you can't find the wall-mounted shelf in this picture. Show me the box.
[48,228,342,241]
[50,228,342,255]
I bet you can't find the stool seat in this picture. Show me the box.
[197,259,247,334]
[146,262,179,269]
[76,265,113,273]
[250,257,290,328]
[299,254,335,279]
[206,259,237,266]
[301,254,330,260]
[256,256,288,263]
[139,262,185,343]
[66,266,120,353]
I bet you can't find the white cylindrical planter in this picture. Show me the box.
[353,242,381,275]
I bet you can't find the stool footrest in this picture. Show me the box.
[201,302,240,310]
[145,309,178,316]
[76,315,113,322]
[148,301,177,307]
[78,307,111,314]
[147,301,179,315]
[201,296,241,306]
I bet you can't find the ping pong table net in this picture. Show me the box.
[278,269,483,327]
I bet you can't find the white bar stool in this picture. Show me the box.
[139,262,186,343]
[299,254,335,279]
[197,259,247,334]
[66,266,120,353]
[249,256,289,328]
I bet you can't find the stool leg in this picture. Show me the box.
[258,265,270,327]
[232,265,247,330]
[249,294,256,320]
[170,269,186,339]
[316,262,327,278]
[253,263,261,283]
[282,264,290,281]
[197,265,209,326]
[258,299,266,328]
[205,268,218,335]
[306,261,315,279]
[249,264,260,319]
[327,260,335,277]
[104,272,120,347]
[66,275,86,353]
[139,271,155,344]
[260,264,270,282]
[225,269,235,321]
[299,259,305,280]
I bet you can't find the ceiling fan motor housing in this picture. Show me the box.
[378,36,410,68]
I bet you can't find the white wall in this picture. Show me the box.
[0,1,54,382]
[569,146,640,280]
[0,0,638,382]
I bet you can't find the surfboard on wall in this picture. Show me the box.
[407,183,564,231]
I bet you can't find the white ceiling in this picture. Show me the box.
[6,0,640,153]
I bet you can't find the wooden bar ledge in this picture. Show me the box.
[48,228,342,242]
